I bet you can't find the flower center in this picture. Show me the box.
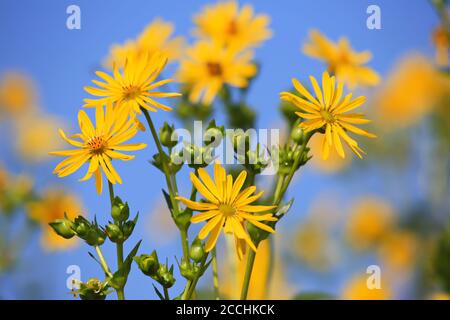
[206,62,223,77]
[227,20,238,35]
[123,85,141,100]
[320,109,335,123]
[86,135,106,154]
[219,203,236,217]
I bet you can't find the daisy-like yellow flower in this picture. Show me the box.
[193,0,272,50]
[303,30,380,89]
[0,72,36,117]
[84,52,181,116]
[177,41,257,105]
[27,188,83,251]
[49,104,146,194]
[280,72,376,159]
[104,18,185,69]
[176,162,277,257]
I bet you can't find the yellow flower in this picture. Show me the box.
[374,54,450,129]
[342,275,391,300]
[0,72,36,117]
[378,231,418,272]
[177,41,257,105]
[27,188,83,251]
[430,292,450,300]
[176,162,277,256]
[84,52,181,116]
[104,18,185,69]
[49,104,146,194]
[193,0,272,50]
[346,196,394,251]
[280,72,376,159]
[303,30,380,89]
[15,115,63,163]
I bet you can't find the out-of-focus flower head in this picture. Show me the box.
[15,115,64,163]
[430,292,450,300]
[27,188,83,250]
[193,0,272,51]
[432,22,449,67]
[0,72,37,118]
[303,30,380,89]
[342,274,392,300]
[346,196,394,251]
[373,54,450,129]
[378,230,418,273]
[104,18,185,69]
[177,41,257,105]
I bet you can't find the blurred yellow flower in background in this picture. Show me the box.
[373,54,450,129]
[193,0,272,51]
[49,105,147,194]
[85,53,181,116]
[104,18,185,69]
[430,292,450,300]
[15,115,63,163]
[308,133,351,173]
[176,162,276,256]
[0,72,36,118]
[346,196,394,251]
[303,30,380,89]
[281,72,376,159]
[27,188,83,250]
[432,25,449,67]
[178,41,257,105]
[342,274,391,300]
[378,231,418,273]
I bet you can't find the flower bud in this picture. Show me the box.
[111,197,129,222]
[291,127,304,144]
[85,227,106,246]
[189,238,206,262]
[49,218,75,239]
[159,122,178,148]
[157,264,176,288]
[134,251,159,277]
[105,223,123,243]
[122,220,136,239]
[78,278,109,300]
[179,259,198,281]
[73,216,91,237]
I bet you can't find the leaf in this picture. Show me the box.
[276,198,294,217]
[153,284,165,300]
[87,251,101,267]
[162,189,173,214]
[109,240,142,290]
[123,240,142,275]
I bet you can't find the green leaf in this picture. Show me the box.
[153,284,165,300]
[276,198,294,217]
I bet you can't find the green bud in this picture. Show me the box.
[73,216,91,237]
[111,197,129,222]
[134,251,159,277]
[157,264,176,288]
[291,127,304,144]
[105,223,123,243]
[85,227,106,246]
[122,220,136,239]
[189,238,206,263]
[174,211,192,230]
[159,122,178,148]
[78,278,109,300]
[179,259,199,281]
[49,218,75,239]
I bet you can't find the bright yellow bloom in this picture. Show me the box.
[15,115,63,163]
[346,196,394,250]
[193,0,272,50]
[374,54,450,129]
[84,52,181,116]
[342,275,391,300]
[27,188,83,251]
[303,30,380,89]
[0,72,36,117]
[378,231,418,272]
[176,162,277,256]
[281,72,376,159]
[49,105,146,194]
[177,41,257,105]
[104,18,185,69]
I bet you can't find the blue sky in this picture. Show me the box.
[0,0,439,299]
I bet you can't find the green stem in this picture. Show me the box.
[140,107,190,261]
[108,181,125,300]
[95,246,113,278]
[181,280,192,300]
[211,248,220,300]
[240,250,256,300]
[163,286,170,300]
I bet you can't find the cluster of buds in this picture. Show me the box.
[105,197,138,244]
[134,250,176,289]
[50,215,106,246]
[274,143,311,175]
[178,238,209,281]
